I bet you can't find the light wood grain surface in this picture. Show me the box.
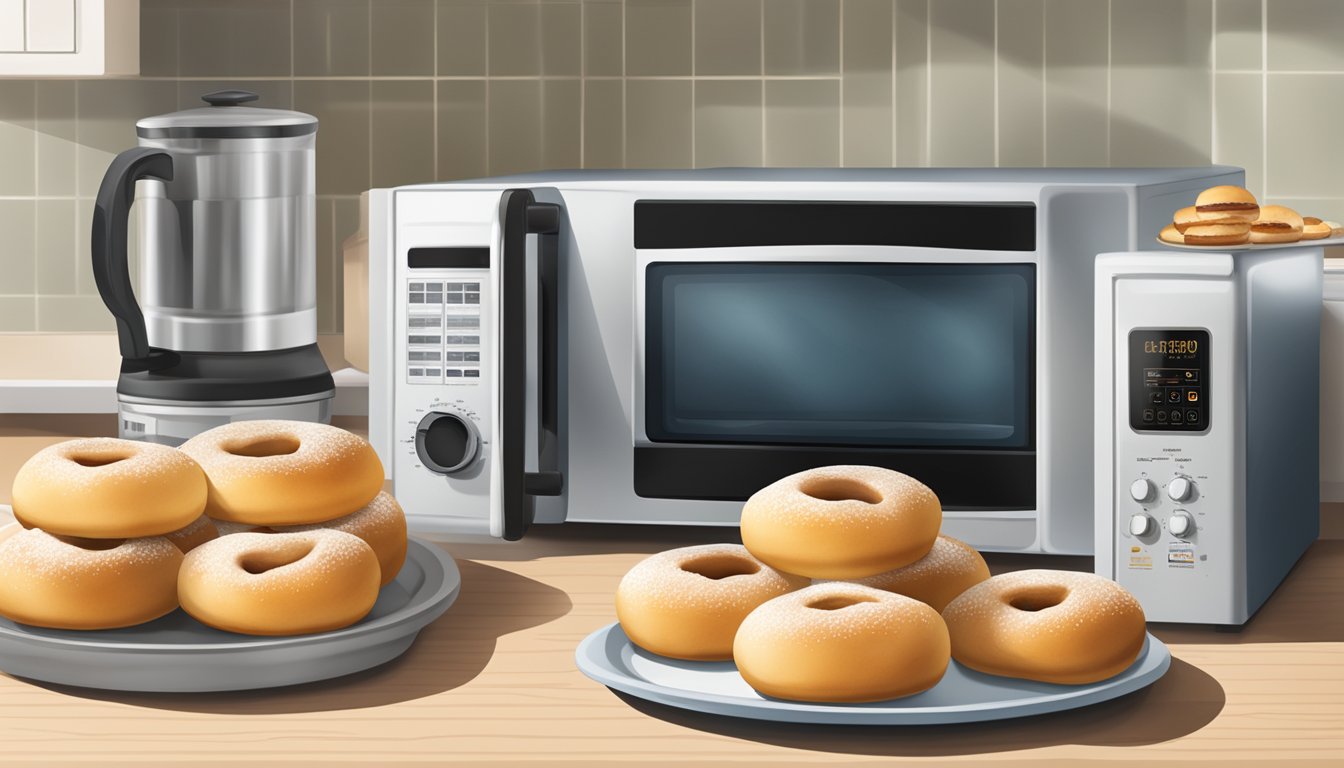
[0,419,1339,765]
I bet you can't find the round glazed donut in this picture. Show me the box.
[179,420,385,526]
[272,491,408,586]
[11,438,207,538]
[941,569,1147,685]
[740,465,941,579]
[831,534,991,612]
[178,530,381,636]
[733,582,951,703]
[164,515,219,554]
[0,524,183,629]
[615,544,808,661]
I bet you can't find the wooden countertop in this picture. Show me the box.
[0,419,1340,765]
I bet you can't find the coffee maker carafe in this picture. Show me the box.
[92,90,333,444]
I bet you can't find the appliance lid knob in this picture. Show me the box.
[414,411,480,475]
[201,89,260,107]
[1167,476,1194,502]
[1129,478,1155,503]
[1169,510,1194,538]
[1128,513,1153,537]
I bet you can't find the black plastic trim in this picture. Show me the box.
[136,123,317,140]
[201,89,260,107]
[116,344,335,402]
[499,190,564,541]
[634,445,1036,508]
[92,147,175,368]
[634,200,1037,251]
[408,246,491,269]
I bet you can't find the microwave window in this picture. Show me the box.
[645,263,1035,449]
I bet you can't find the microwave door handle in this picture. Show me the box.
[499,189,563,541]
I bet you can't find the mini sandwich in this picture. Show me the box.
[1184,214,1251,246]
[1249,205,1304,244]
[1172,206,1201,233]
[1158,223,1185,245]
[1302,216,1332,240]
[1195,185,1259,222]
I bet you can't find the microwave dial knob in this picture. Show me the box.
[1129,478,1155,503]
[415,411,480,475]
[1167,476,1195,502]
[1128,513,1153,537]
[1168,510,1194,538]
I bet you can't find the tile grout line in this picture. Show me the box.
[1105,0,1111,167]
[892,0,897,166]
[924,0,931,166]
[993,0,1000,168]
[1261,0,1268,200]
[491,3,497,174]
[367,0,373,195]
[580,0,586,169]
[1041,0,1047,167]
[432,0,439,178]
[759,1,767,165]
[838,0,845,167]
[1209,0,1217,165]
[621,0,627,168]
[690,0,696,167]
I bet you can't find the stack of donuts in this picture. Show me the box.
[616,465,1148,703]
[0,420,407,636]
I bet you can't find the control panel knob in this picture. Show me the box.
[1129,478,1155,503]
[1128,513,1153,537]
[414,411,480,475]
[1168,511,1194,538]
[1167,476,1195,502]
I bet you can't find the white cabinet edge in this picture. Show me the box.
[0,368,370,416]
[0,0,139,77]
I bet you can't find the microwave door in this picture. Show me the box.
[494,189,564,540]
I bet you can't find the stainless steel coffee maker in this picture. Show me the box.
[92,90,333,444]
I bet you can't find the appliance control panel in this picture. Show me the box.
[389,190,503,536]
[1106,269,1240,624]
[1129,329,1208,432]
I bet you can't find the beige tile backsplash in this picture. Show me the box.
[0,0,1340,337]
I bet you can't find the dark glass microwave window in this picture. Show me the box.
[645,263,1035,449]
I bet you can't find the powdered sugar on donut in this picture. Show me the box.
[618,543,800,615]
[0,526,179,579]
[738,582,942,647]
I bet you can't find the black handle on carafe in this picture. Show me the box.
[91,148,174,369]
[500,188,563,541]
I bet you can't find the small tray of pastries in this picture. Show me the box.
[576,466,1171,725]
[0,421,460,693]
[1158,185,1344,250]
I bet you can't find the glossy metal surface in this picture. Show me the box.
[135,132,317,353]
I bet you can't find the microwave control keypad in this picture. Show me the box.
[1129,329,1209,432]
[406,279,482,384]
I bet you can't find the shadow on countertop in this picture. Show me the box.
[614,656,1224,756]
[27,559,572,714]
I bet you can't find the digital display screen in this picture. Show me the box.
[1129,329,1209,432]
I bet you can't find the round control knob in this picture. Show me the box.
[414,411,480,475]
[1129,478,1155,503]
[1169,511,1194,538]
[1129,513,1153,537]
[1167,476,1195,502]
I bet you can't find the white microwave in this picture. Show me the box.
[366,167,1241,551]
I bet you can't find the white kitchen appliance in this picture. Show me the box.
[1094,248,1321,625]
[368,167,1240,543]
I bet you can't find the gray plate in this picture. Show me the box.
[0,537,460,692]
[576,623,1171,725]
